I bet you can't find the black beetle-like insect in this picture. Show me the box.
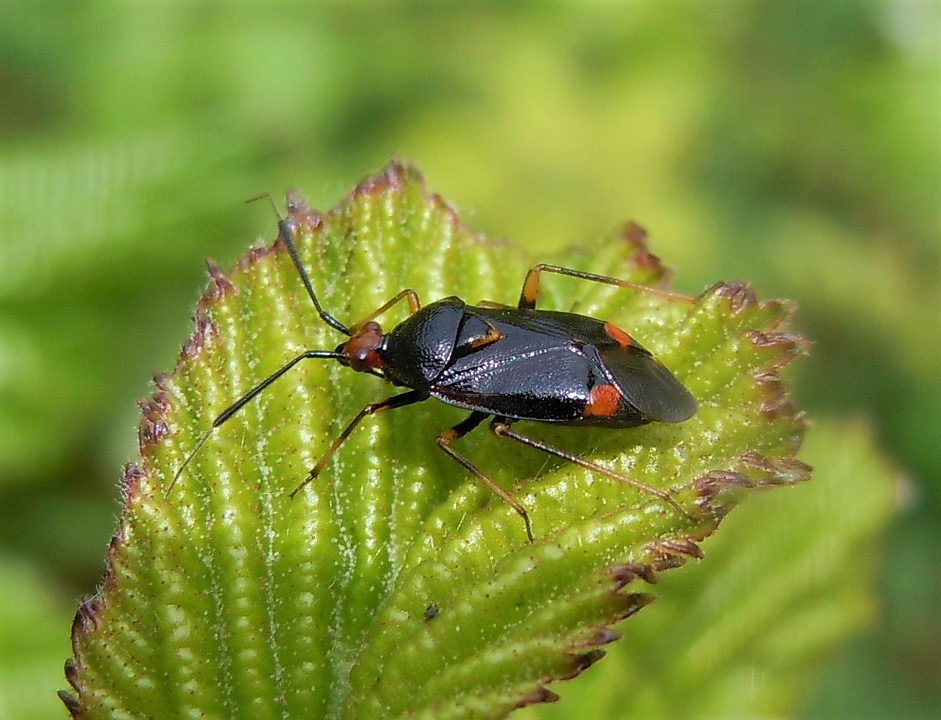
[170,209,697,542]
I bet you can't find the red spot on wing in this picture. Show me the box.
[584,384,622,418]
[603,322,633,348]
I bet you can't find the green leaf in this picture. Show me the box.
[61,161,809,719]
[516,418,900,720]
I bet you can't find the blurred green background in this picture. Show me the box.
[1,2,937,718]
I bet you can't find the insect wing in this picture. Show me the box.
[433,319,593,421]
[598,344,697,423]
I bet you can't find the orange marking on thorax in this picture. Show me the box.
[466,324,503,350]
[584,384,621,418]
[603,322,633,348]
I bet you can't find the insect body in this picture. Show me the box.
[380,298,696,427]
[171,212,697,542]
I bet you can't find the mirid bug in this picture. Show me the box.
[170,206,698,542]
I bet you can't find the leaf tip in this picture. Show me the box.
[346,158,424,201]
[618,221,671,284]
[567,626,623,651]
[204,258,237,298]
[707,280,759,314]
[136,393,171,455]
[121,460,146,495]
[57,688,83,717]
[611,561,659,588]
[647,538,705,562]
[515,684,561,708]
[559,648,607,680]
[70,594,103,638]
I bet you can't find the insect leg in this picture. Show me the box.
[167,348,344,494]
[353,288,422,328]
[490,419,694,522]
[436,412,534,543]
[518,263,692,310]
[289,389,428,498]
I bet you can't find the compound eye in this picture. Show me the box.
[347,346,382,372]
[340,322,385,372]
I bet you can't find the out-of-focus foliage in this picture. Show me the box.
[0,559,70,718]
[0,2,936,718]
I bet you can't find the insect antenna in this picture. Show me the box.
[166,427,212,495]
[167,195,351,495]
[165,346,345,495]
[247,193,352,337]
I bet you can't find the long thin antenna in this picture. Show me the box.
[247,194,352,337]
[169,194,357,496]
[166,427,213,495]
[166,348,343,495]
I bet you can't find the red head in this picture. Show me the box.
[337,321,385,372]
